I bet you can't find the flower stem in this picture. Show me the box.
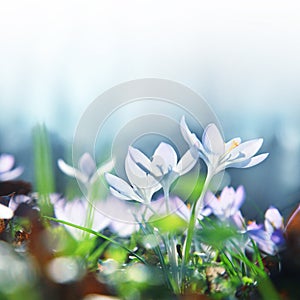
[180,170,212,290]
[163,186,180,294]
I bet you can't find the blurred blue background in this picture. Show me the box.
[1,0,300,219]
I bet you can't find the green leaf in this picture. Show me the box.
[33,124,55,216]
[197,222,239,249]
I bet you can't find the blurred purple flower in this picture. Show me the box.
[246,206,285,255]
[246,221,277,255]
[145,196,191,222]
[264,206,285,247]
[203,186,245,223]
[52,194,141,238]
[51,195,111,239]
[0,153,23,181]
[180,116,268,175]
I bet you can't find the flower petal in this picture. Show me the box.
[0,154,15,173]
[230,139,263,160]
[58,159,88,183]
[180,116,203,150]
[0,166,23,181]
[202,124,224,154]
[265,206,283,234]
[78,153,96,179]
[0,203,13,219]
[105,173,144,203]
[152,142,177,174]
[231,186,245,212]
[226,153,269,169]
[125,151,159,190]
[90,158,115,184]
[175,148,198,176]
[128,146,152,173]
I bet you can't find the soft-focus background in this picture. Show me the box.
[1,0,300,219]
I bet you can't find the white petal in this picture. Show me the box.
[92,209,111,232]
[0,203,13,219]
[109,187,132,201]
[90,158,115,183]
[226,153,269,169]
[9,194,31,211]
[202,124,224,154]
[175,149,198,176]
[180,116,203,150]
[98,158,115,174]
[78,153,96,178]
[230,139,263,159]
[125,152,159,190]
[0,166,23,181]
[57,159,88,183]
[53,198,87,239]
[105,173,144,203]
[264,206,283,233]
[128,146,152,173]
[240,153,269,168]
[152,142,177,172]
[0,154,14,173]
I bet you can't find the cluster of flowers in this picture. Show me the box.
[0,117,284,257]
[52,117,282,256]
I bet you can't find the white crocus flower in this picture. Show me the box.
[180,116,269,175]
[105,150,161,204]
[0,203,14,219]
[58,153,114,186]
[127,142,198,190]
[0,153,23,181]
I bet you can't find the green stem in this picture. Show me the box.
[180,171,212,289]
[163,186,180,293]
[83,186,95,239]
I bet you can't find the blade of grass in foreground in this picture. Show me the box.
[44,216,147,264]
[33,124,55,216]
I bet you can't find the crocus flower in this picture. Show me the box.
[0,153,23,181]
[58,153,114,186]
[203,186,245,222]
[180,116,269,175]
[105,173,148,203]
[105,147,163,204]
[127,142,198,190]
[264,206,285,247]
[246,221,277,255]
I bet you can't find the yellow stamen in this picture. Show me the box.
[227,140,240,152]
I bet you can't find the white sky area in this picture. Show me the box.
[1,0,300,143]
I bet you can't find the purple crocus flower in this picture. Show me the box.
[246,206,285,255]
[246,221,277,255]
[203,186,246,224]
[264,206,285,247]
